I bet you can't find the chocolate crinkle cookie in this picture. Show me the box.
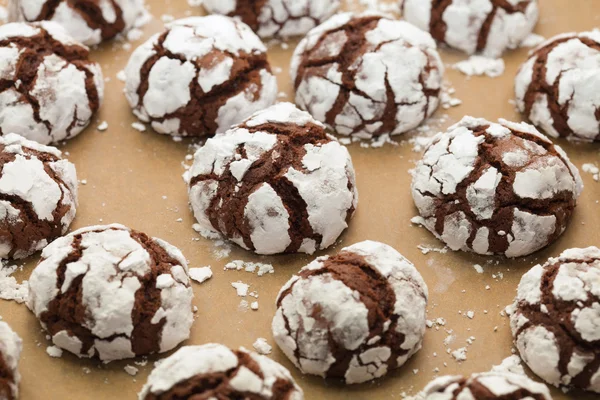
[8,0,147,46]
[139,344,304,400]
[411,116,583,258]
[124,15,277,137]
[202,0,340,39]
[509,246,600,393]
[272,241,428,384]
[0,133,78,260]
[515,31,600,142]
[186,102,358,255]
[418,371,552,399]
[0,322,22,400]
[401,0,539,58]
[27,224,194,362]
[0,22,103,145]
[291,12,444,139]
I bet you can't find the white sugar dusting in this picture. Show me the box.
[453,56,505,78]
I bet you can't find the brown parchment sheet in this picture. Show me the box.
[0,0,599,399]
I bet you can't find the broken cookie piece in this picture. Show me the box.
[0,321,22,400]
[411,116,582,258]
[272,240,428,384]
[27,224,194,361]
[186,102,358,255]
[291,12,444,139]
[139,343,303,399]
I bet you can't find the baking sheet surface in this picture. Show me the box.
[0,0,599,399]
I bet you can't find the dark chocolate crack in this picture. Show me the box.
[418,123,577,255]
[514,255,600,391]
[0,24,100,141]
[189,120,356,253]
[521,34,600,140]
[276,250,426,381]
[39,226,187,358]
[294,14,441,137]
[134,25,272,137]
[143,349,298,400]
[0,143,75,258]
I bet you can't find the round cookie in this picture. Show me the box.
[515,31,600,142]
[0,322,22,400]
[124,16,278,137]
[401,0,539,58]
[186,102,358,255]
[272,240,428,384]
[8,0,147,46]
[0,22,103,145]
[202,0,340,39]
[411,116,583,258]
[510,246,600,393]
[420,371,552,399]
[27,224,194,362]
[139,344,304,400]
[290,12,444,139]
[0,133,78,260]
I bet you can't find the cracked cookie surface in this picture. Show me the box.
[202,0,340,39]
[420,371,552,399]
[510,247,600,393]
[124,15,278,137]
[8,0,147,45]
[401,0,539,58]
[272,240,428,384]
[27,224,194,362]
[186,102,358,255]
[0,322,22,400]
[515,31,600,142]
[411,116,583,258]
[291,12,444,139]
[0,133,78,260]
[139,343,303,400]
[0,22,103,145]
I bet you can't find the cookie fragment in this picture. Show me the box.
[291,12,444,139]
[124,15,278,137]
[401,0,539,57]
[411,116,583,258]
[420,371,552,399]
[187,102,358,255]
[8,0,147,45]
[202,0,340,38]
[0,22,104,144]
[139,343,303,400]
[0,321,22,400]
[272,241,428,384]
[0,133,78,259]
[515,31,600,141]
[510,247,600,393]
[27,224,194,362]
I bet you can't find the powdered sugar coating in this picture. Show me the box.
[272,240,428,384]
[139,344,303,399]
[0,133,78,259]
[27,224,194,362]
[0,321,22,400]
[0,21,103,145]
[187,103,358,255]
[401,0,539,58]
[202,0,340,39]
[291,12,444,139]
[8,0,147,45]
[411,116,582,258]
[515,31,600,141]
[421,371,552,399]
[510,247,600,392]
[124,16,277,137]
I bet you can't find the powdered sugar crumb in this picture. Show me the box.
[0,264,29,303]
[224,260,274,276]
[453,56,505,78]
[46,346,63,358]
[124,365,139,376]
[189,267,213,284]
[253,338,272,355]
[582,163,599,182]
[231,281,249,297]
[131,122,146,132]
[452,347,467,362]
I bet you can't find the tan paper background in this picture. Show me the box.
[0,0,599,398]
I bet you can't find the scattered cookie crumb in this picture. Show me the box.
[131,122,146,132]
[231,282,249,297]
[582,163,599,181]
[189,267,212,284]
[124,365,139,376]
[453,56,505,78]
[97,121,108,131]
[46,346,63,358]
[224,260,274,276]
[452,347,467,362]
[252,338,272,355]
[251,301,259,310]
